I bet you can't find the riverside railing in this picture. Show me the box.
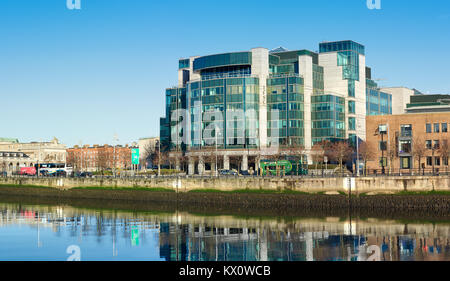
[2,168,450,180]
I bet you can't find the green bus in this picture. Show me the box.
[260,159,308,176]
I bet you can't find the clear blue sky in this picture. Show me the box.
[1,0,449,147]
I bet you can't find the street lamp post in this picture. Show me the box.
[215,129,218,177]
[356,120,360,177]
[381,130,386,175]
[113,134,118,178]
[158,138,161,177]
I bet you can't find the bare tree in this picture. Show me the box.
[328,141,353,176]
[97,148,109,174]
[440,137,450,174]
[1,162,6,174]
[66,151,78,172]
[311,141,327,173]
[284,139,304,176]
[359,141,374,176]
[200,146,217,177]
[412,135,427,175]
[387,135,398,175]
[140,143,156,170]
[119,149,131,170]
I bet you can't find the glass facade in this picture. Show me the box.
[311,95,346,145]
[313,64,324,95]
[179,59,190,69]
[185,77,260,150]
[193,52,252,72]
[162,42,395,155]
[366,79,392,116]
[166,87,187,150]
[267,76,305,146]
[319,41,365,55]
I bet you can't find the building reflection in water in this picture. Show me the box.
[1,203,450,261]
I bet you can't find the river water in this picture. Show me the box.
[0,200,449,261]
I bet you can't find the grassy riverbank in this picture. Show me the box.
[4,183,450,197]
[187,188,311,195]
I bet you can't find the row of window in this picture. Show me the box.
[379,139,447,152]
[380,156,450,169]
[426,123,449,133]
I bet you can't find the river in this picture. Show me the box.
[0,198,449,261]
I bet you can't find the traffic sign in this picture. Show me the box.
[131,148,140,165]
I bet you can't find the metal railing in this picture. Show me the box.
[2,168,450,180]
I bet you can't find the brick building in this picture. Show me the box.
[66,144,132,172]
[365,113,450,174]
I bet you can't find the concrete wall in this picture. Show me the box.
[2,176,450,195]
[380,87,414,115]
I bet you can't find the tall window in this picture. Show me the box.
[349,117,356,131]
[426,123,432,133]
[400,140,412,153]
[434,140,440,149]
[443,123,448,133]
[348,101,355,114]
[426,140,432,149]
[427,157,433,166]
[434,123,440,133]
[435,157,441,166]
[400,125,412,137]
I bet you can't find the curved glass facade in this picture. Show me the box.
[187,77,260,150]
[193,52,252,72]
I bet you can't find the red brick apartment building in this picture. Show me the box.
[66,144,132,172]
[366,113,450,174]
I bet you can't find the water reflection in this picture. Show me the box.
[0,203,450,261]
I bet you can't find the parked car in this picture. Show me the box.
[219,169,238,176]
[76,172,93,178]
[240,170,251,176]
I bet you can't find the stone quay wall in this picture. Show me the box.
[1,175,450,194]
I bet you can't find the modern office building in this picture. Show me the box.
[160,40,397,174]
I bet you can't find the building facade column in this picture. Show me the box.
[241,154,248,171]
[188,157,195,175]
[223,154,230,170]
[198,156,205,175]
[175,157,181,171]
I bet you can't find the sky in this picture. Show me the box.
[0,0,449,147]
